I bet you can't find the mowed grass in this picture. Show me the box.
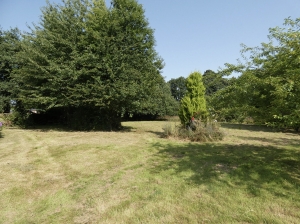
[0,121,300,223]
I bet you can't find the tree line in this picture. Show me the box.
[1,0,299,131]
[167,18,300,131]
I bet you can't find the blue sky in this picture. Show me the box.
[1,0,300,81]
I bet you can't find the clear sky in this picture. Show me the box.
[1,0,300,81]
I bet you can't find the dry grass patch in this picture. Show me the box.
[0,121,300,223]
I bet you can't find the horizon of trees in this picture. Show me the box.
[1,3,300,131]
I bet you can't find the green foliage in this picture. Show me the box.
[214,17,300,130]
[13,0,166,130]
[202,70,230,96]
[168,76,186,101]
[202,69,233,119]
[178,96,194,125]
[209,78,246,122]
[178,71,208,125]
[14,0,90,109]
[129,81,179,118]
[4,111,28,127]
[0,28,21,113]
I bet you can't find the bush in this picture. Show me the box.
[163,120,224,142]
[0,112,28,128]
[243,117,254,124]
[162,122,178,137]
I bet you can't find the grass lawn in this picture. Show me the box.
[0,121,300,223]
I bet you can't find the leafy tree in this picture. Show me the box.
[13,0,165,130]
[86,0,165,127]
[202,70,230,96]
[201,70,236,120]
[209,77,247,122]
[168,76,186,101]
[217,17,300,130]
[125,81,179,120]
[162,83,180,116]
[15,0,89,108]
[0,28,21,113]
[178,71,207,125]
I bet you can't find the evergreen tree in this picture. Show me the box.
[178,71,207,125]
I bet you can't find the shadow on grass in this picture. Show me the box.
[151,142,300,199]
[146,131,164,138]
[238,136,300,148]
[221,123,276,132]
[0,131,3,138]
[22,124,136,133]
[23,124,76,132]
[120,125,135,132]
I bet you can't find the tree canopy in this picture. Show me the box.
[214,17,300,130]
[12,0,167,130]
[202,70,230,96]
[168,76,186,101]
[0,28,20,113]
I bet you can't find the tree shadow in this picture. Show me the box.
[238,136,300,148]
[221,123,276,132]
[120,125,135,132]
[24,124,76,132]
[150,142,300,200]
[22,124,136,133]
[146,131,165,138]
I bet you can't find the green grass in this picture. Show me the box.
[0,121,300,223]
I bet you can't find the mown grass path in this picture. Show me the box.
[1,121,300,223]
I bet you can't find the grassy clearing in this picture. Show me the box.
[0,121,300,223]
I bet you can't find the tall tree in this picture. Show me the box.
[167,76,186,101]
[178,71,207,125]
[202,70,229,96]
[0,28,20,113]
[86,0,165,128]
[15,0,89,108]
[202,69,234,119]
[14,0,165,130]
[216,17,300,130]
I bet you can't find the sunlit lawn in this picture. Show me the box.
[0,121,300,223]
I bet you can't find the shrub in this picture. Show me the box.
[0,111,28,128]
[163,120,224,142]
[243,117,254,124]
[162,122,179,137]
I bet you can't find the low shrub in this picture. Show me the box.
[163,120,224,142]
[162,122,178,137]
[243,116,254,124]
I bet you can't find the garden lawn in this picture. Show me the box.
[0,121,300,223]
